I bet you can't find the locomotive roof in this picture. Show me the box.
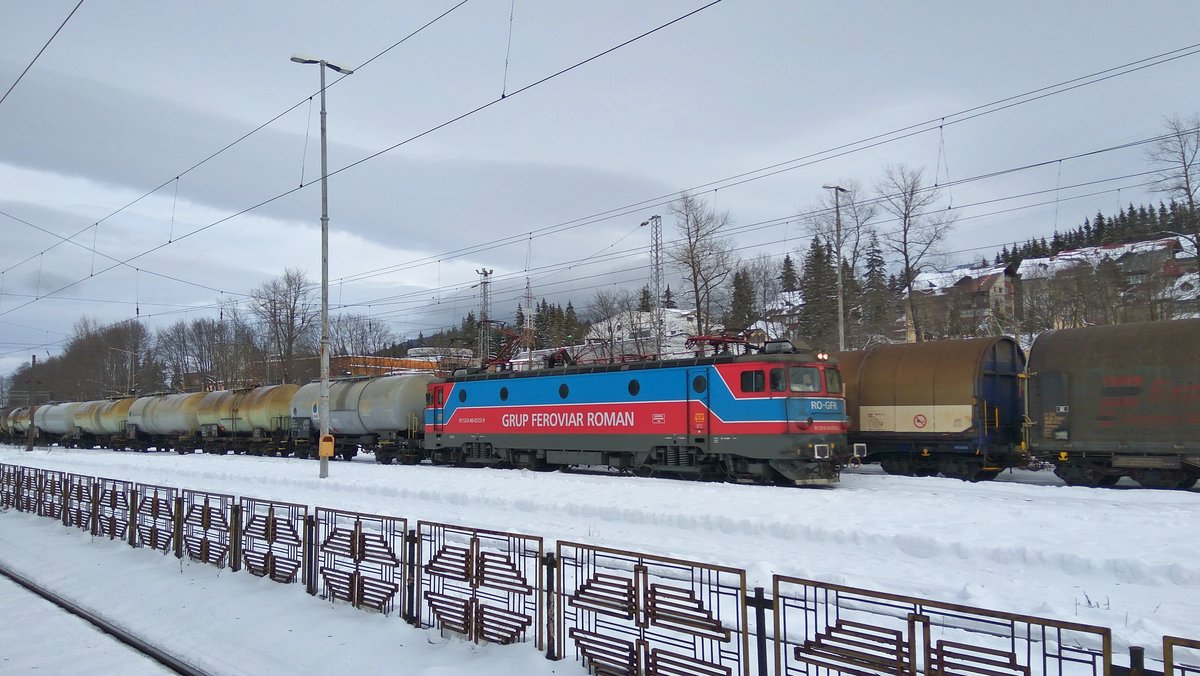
[444,349,835,384]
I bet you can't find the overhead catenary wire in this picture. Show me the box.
[1,25,1195,347]
[0,147,1173,358]
[0,0,475,285]
[7,28,1192,302]
[0,0,86,109]
[0,168,1164,360]
[0,0,726,326]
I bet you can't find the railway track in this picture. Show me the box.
[0,559,209,676]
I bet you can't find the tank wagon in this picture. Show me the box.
[1027,319,1200,488]
[198,384,298,455]
[7,407,33,437]
[33,402,81,442]
[126,392,207,452]
[290,373,434,462]
[72,397,137,449]
[0,406,17,441]
[834,336,1026,481]
[426,340,851,485]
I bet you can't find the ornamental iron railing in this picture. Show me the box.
[417,521,543,648]
[0,461,1193,676]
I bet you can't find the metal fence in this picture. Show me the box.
[0,461,1191,676]
[1165,637,1200,676]
[774,575,1110,676]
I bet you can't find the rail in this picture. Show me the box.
[0,558,210,676]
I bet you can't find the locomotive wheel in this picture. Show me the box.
[1178,476,1199,489]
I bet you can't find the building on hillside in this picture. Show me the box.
[904,263,1019,341]
[1016,238,1186,328]
[584,308,712,359]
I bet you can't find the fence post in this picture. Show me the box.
[404,528,418,626]
[746,586,774,676]
[305,514,318,596]
[230,500,242,572]
[173,495,184,560]
[128,487,139,548]
[544,552,558,660]
[1129,646,1145,676]
[60,478,69,527]
[13,467,23,511]
[89,480,99,537]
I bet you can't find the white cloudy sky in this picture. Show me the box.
[2,0,1198,376]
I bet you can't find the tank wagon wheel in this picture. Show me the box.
[1178,476,1199,490]
[971,470,1001,482]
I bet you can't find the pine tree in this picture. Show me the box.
[564,302,581,344]
[798,237,837,346]
[661,285,678,309]
[724,268,756,332]
[637,286,652,313]
[779,254,800,292]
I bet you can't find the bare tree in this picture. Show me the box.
[806,178,878,276]
[331,313,394,356]
[1146,113,1200,280]
[744,253,781,318]
[666,192,736,346]
[587,289,648,360]
[248,268,319,383]
[875,165,954,342]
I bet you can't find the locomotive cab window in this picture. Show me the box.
[740,370,765,393]
[824,368,843,394]
[789,367,821,393]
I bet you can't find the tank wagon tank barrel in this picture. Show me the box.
[289,374,434,462]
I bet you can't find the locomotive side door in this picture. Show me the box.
[429,384,447,434]
[686,368,711,454]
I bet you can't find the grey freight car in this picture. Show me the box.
[1027,319,1200,488]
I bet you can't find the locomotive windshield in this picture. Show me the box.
[824,368,843,394]
[789,367,822,393]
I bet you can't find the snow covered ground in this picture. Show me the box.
[1,444,1197,674]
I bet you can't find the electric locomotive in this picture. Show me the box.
[424,339,852,485]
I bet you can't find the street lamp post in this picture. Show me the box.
[292,53,354,479]
[823,184,849,351]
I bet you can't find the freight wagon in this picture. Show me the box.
[1027,319,1200,488]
